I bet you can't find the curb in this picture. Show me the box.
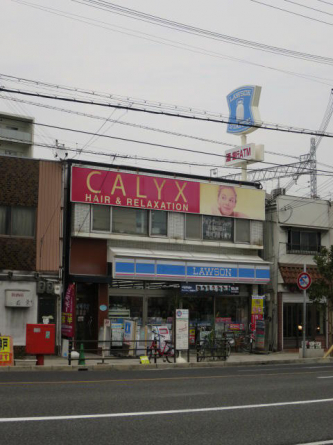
[1,357,332,372]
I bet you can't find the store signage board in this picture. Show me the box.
[225,144,264,167]
[297,272,312,290]
[0,336,14,366]
[71,166,265,221]
[181,283,239,294]
[114,258,270,284]
[5,290,32,307]
[226,85,262,135]
[175,309,189,350]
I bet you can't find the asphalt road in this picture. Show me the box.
[2,363,333,445]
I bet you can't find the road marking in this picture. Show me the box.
[238,366,333,372]
[1,369,333,386]
[1,398,333,423]
[295,441,333,445]
[317,376,333,379]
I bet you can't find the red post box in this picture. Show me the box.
[26,324,55,365]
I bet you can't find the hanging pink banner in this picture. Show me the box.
[61,283,76,338]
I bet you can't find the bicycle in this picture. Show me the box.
[240,332,255,353]
[147,329,179,363]
[196,334,231,362]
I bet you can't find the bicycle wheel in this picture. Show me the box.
[166,350,179,363]
[241,337,251,353]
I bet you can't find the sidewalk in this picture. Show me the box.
[2,351,332,371]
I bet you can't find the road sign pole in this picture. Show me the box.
[303,264,306,359]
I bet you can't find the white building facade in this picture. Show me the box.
[265,193,332,351]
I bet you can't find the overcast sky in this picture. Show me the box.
[1,0,333,198]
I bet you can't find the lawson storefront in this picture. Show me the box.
[65,161,270,346]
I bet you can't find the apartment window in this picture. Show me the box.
[185,214,202,239]
[235,219,251,243]
[92,205,110,231]
[150,211,167,236]
[287,229,321,254]
[112,207,148,235]
[203,215,233,241]
[0,206,35,237]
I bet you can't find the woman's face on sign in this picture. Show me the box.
[218,188,236,216]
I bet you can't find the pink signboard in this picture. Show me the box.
[71,166,200,213]
[61,283,76,338]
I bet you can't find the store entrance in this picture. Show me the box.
[76,283,98,343]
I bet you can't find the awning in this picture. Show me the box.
[108,248,270,284]
[279,263,320,284]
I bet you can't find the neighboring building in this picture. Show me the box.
[0,112,34,158]
[63,160,270,347]
[264,191,332,351]
[0,155,63,351]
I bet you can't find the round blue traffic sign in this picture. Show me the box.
[297,272,312,290]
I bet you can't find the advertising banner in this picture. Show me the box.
[61,284,76,338]
[0,336,14,366]
[251,295,265,315]
[175,309,189,350]
[71,166,265,221]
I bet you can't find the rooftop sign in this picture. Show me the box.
[227,85,262,135]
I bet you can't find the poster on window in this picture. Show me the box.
[202,216,233,241]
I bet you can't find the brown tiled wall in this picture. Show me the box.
[0,157,39,270]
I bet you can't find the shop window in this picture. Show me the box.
[185,214,202,239]
[92,205,110,231]
[150,211,167,236]
[112,207,148,236]
[0,205,35,237]
[287,229,321,254]
[203,215,233,242]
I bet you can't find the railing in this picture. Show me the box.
[67,339,178,365]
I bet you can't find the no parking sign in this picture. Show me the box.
[297,272,312,291]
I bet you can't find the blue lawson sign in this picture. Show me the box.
[227,85,262,135]
[114,258,270,284]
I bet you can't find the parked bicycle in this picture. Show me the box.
[196,333,231,362]
[240,332,255,353]
[147,328,179,363]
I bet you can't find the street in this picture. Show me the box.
[2,363,333,445]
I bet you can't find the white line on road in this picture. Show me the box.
[317,376,333,379]
[1,398,333,423]
[295,441,333,444]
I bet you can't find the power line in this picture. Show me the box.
[250,0,333,26]
[10,1,333,87]
[2,86,333,140]
[70,0,333,65]
[4,131,333,177]
[283,0,333,17]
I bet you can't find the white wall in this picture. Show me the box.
[0,281,38,346]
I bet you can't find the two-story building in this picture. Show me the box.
[265,191,332,351]
[63,160,270,346]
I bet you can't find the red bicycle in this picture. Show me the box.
[147,329,179,363]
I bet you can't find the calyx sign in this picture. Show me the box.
[227,85,262,135]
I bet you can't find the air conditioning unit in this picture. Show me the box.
[36,280,46,294]
[272,188,286,199]
[46,281,54,294]
[53,284,61,295]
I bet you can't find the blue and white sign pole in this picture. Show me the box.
[226,85,263,180]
